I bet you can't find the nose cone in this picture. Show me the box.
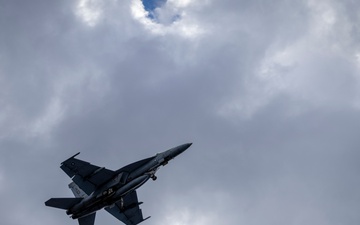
[172,143,192,157]
[182,143,192,150]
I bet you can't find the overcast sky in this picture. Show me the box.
[1,0,360,225]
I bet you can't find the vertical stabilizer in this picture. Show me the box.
[78,213,96,225]
[69,182,88,198]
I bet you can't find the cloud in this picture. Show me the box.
[216,0,360,119]
[75,0,104,27]
[131,0,205,38]
[1,0,360,225]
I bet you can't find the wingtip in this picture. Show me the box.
[67,152,80,161]
[61,152,80,165]
[70,152,80,159]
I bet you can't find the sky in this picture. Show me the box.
[0,0,360,225]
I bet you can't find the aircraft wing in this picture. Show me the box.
[60,152,115,195]
[105,191,150,225]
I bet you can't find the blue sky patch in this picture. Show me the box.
[142,0,167,20]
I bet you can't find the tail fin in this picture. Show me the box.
[69,182,88,198]
[45,198,82,210]
[78,213,96,225]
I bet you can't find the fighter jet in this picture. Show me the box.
[45,143,192,225]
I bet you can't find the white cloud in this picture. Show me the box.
[307,0,337,36]
[218,0,360,119]
[164,209,218,225]
[30,96,65,139]
[356,53,360,64]
[0,170,4,191]
[156,187,234,225]
[75,0,104,27]
[168,0,192,8]
[130,0,205,38]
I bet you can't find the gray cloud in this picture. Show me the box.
[1,0,360,225]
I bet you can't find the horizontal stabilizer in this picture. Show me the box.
[140,216,151,224]
[45,198,82,210]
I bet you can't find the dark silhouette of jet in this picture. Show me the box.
[45,143,192,225]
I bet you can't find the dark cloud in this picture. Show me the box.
[1,0,359,225]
